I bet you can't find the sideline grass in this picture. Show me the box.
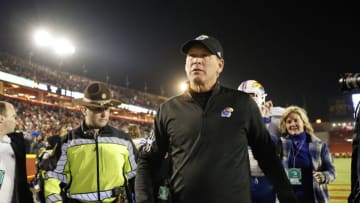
[329,158,351,203]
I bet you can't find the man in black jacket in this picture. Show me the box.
[0,101,33,203]
[349,106,360,203]
[135,35,297,203]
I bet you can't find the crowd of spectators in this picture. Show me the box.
[0,51,163,157]
[0,52,167,110]
[0,52,88,92]
[0,95,153,155]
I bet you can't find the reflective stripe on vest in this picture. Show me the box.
[47,193,62,202]
[68,188,114,201]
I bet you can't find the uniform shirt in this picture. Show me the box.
[0,135,16,203]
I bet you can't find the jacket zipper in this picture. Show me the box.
[94,130,101,202]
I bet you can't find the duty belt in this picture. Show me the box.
[67,186,128,203]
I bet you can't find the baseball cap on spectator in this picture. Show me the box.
[73,82,121,108]
[181,34,224,59]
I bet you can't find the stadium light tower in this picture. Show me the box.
[34,29,52,47]
[33,29,76,55]
[53,38,76,56]
[34,29,75,56]
[52,37,75,73]
[32,28,76,71]
[30,29,52,64]
[34,29,76,116]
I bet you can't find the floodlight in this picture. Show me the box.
[34,30,53,47]
[315,119,322,124]
[179,81,188,92]
[52,38,76,56]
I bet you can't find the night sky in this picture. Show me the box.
[0,1,359,120]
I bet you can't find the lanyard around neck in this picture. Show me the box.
[291,139,305,168]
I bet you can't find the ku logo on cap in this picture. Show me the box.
[195,35,209,40]
[221,107,234,118]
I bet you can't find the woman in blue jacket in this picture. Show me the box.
[279,106,336,203]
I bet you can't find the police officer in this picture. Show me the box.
[44,82,137,203]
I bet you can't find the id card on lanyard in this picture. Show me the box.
[287,168,302,185]
[288,139,305,185]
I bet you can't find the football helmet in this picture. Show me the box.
[238,80,267,106]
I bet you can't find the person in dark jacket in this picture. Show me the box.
[0,101,34,203]
[135,34,297,203]
[349,104,360,203]
[33,134,62,203]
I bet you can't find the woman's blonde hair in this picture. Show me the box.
[279,105,315,136]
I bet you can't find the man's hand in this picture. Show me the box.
[261,100,273,118]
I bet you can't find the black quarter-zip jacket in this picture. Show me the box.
[8,132,34,203]
[135,83,296,203]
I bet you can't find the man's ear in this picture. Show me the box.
[216,58,225,75]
